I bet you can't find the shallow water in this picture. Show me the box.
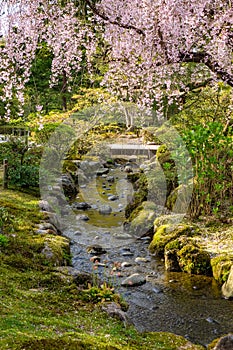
[63,166,233,347]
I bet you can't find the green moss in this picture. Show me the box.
[125,174,148,219]
[0,188,205,350]
[154,214,184,229]
[166,181,193,213]
[37,235,71,267]
[149,224,197,256]
[130,202,157,236]
[127,172,141,184]
[165,239,181,251]
[156,145,172,165]
[207,337,219,350]
[155,145,178,197]
[62,160,78,174]
[177,244,212,276]
[211,254,233,284]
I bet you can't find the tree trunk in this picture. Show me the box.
[61,70,67,111]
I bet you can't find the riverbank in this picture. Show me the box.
[0,187,205,350]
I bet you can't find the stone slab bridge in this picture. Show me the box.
[109,143,160,159]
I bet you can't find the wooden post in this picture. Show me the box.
[3,159,8,189]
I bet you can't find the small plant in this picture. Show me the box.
[0,207,12,233]
[81,282,115,303]
[0,234,9,247]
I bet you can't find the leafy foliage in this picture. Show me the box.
[183,122,233,217]
[0,139,43,189]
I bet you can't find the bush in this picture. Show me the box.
[0,139,43,189]
[182,122,233,217]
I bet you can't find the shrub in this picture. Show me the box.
[182,122,233,217]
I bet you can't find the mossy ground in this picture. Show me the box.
[0,185,204,349]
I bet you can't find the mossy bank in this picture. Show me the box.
[0,188,204,350]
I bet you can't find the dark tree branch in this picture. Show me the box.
[85,0,145,36]
[179,51,233,87]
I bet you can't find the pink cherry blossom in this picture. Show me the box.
[0,0,232,118]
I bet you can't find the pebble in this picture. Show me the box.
[135,257,150,263]
[113,233,133,240]
[122,252,134,257]
[35,229,51,235]
[140,236,151,241]
[90,256,101,263]
[121,273,146,287]
[76,214,89,221]
[152,287,163,294]
[95,262,107,267]
[72,202,91,210]
[107,176,115,183]
[99,205,112,215]
[206,317,220,324]
[108,195,119,201]
[86,245,107,255]
[74,231,82,236]
[121,262,133,268]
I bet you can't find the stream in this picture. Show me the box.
[61,163,233,347]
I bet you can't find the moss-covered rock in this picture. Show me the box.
[154,214,184,229]
[144,165,167,205]
[164,236,191,272]
[156,145,178,198]
[125,173,148,220]
[164,239,182,272]
[164,236,212,276]
[156,144,172,165]
[177,243,212,276]
[149,223,197,256]
[54,266,93,287]
[208,334,233,350]
[222,265,233,299]
[129,201,158,237]
[39,235,71,267]
[166,180,193,214]
[211,254,233,285]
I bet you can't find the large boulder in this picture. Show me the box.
[61,173,77,198]
[54,266,92,287]
[166,179,194,214]
[208,334,233,350]
[211,254,233,285]
[130,201,158,237]
[79,160,101,176]
[149,223,198,256]
[154,214,185,229]
[177,241,212,276]
[39,235,70,267]
[164,236,212,276]
[222,265,233,298]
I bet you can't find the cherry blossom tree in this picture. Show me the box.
[0,0,232,118]
[0,0,96,118]
[88,0,233,110]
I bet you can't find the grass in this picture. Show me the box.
[0,186,204,349]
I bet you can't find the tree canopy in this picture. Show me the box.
[0,0,232,118]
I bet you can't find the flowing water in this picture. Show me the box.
[62,165,233,347]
